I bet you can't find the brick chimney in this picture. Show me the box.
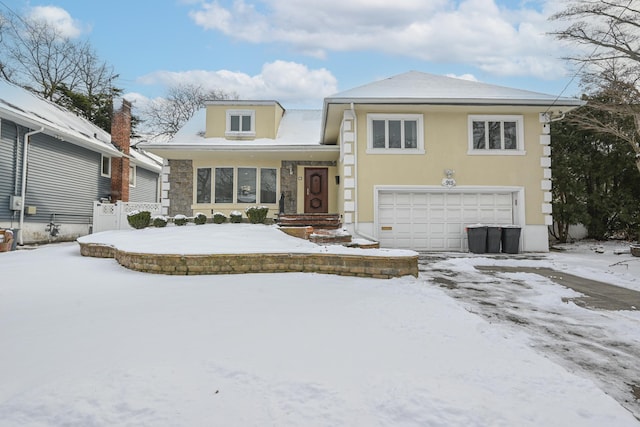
[110,99,132,202]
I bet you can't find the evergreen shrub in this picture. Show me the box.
[152,216,168,227]
[245,206,269,224]
[127,210,151,229]
[173,214,189,226]
[194,213,208,225]
[229,211,243,223]
[212,212,227,224]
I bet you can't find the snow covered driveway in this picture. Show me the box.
[419,248,640,420]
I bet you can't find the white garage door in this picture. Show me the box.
[377,191,514,251]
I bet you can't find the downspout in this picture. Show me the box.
[351,103,378,243]
[18,127,45,245]
[12,124,21,226]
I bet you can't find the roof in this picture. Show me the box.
[140,108,338,161]
[129,147,163,172]
[144,108,324,148]
[205,100,284,109]
[0,79,121,156]
[325,70,584,107]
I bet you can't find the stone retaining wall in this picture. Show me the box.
[78,242,418,279]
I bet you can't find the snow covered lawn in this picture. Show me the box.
[0,232,639,426]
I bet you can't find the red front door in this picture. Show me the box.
[304,168,328,213]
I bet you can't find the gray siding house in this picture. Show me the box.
[0,80,161,245]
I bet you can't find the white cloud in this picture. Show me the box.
[136,60,338,107]
[27,6,85,38]
[186,0,573,79]
[445,73,478,82]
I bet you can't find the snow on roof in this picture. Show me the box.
[326,71,584,106]
[0,79,120,155]
[129,147,162,172]
[154,108,323,147]
[130,135,165,172]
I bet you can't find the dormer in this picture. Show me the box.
[204,100,285,140]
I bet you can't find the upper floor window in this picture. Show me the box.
[226,110,255,137]
[468,115,525,154]
[366,114,424,154]
[101,155,111,177]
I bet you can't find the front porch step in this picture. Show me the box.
[277,213,342,229]
[309,228,352,245]
[278,225,381,249]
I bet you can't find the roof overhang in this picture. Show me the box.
[141,143,340,162]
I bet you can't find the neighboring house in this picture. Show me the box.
[141,71,583,252]
[129,140,164,203]
[0,80,161,245]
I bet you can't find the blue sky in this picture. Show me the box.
[1,0,581,111]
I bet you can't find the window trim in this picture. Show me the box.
[197,166,278,205]
[225,110,256,137]
[366,114,425,154]
[467,115,526,155]
[101,155,111,177]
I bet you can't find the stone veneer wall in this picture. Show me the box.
[167,159,193,216]
[78,242,418,279]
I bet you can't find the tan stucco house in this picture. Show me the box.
[141,71,583,252]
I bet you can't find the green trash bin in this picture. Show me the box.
[466,225,487,254]
[486,226,502,253]
[501,225,521,254]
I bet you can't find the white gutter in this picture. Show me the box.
[323,97,586,107]
[0,108,121,157]
[350,103,378,243]
[19,127,45,245]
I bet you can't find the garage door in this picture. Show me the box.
[377,191,514,251]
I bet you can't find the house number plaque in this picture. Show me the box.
[441,169,456,188]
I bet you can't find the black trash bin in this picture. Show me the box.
[501,225,521,254]
[486,226,502,253]
[466,225,488,254]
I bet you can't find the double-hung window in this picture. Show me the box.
[101,155,111,177]
[367,114,424,153]
[196,167,277,204]
[226,110,255,137]
[468,115,524,154]
[129,165,136,187]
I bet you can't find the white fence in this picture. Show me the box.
[92,201,162,233]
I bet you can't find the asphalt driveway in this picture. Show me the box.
[418,253,640,421]
[475,266,640,311]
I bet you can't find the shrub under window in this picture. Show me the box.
[245,206,269,224]
[194,213,208,225]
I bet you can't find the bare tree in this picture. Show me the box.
[551,0,640,173]
[0,12,120,131]
[0,12,11,81]
[2,17,81,100]
[143,83,237,138]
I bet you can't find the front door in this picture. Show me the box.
[304,168,328,213]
